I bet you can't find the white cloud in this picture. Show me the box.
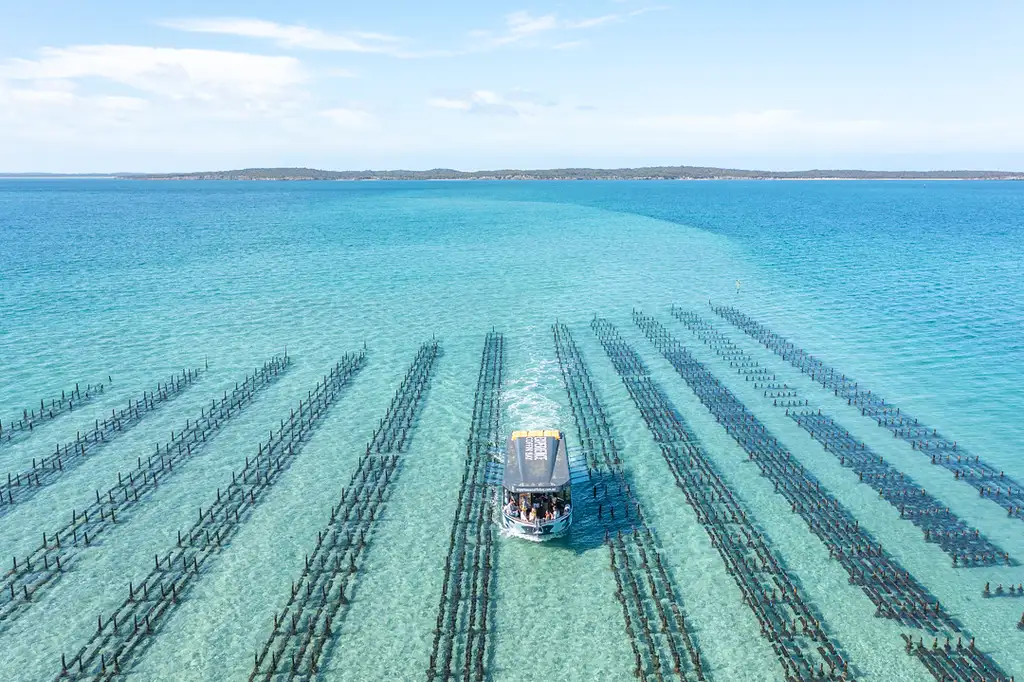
[428,89,555,117]
[0,43,325,161]
[471,90,501,105]
[159,9,657,58]
[469,8,654,50]
[0,71,382,170]
[0,41,396,171]
[565,15,620,29]
[0,80,152,144]
[4,87,75,107]
[1,45,306,107]
[320,107,373,129]
[160,17,408,56]
[415,104,1024,165]
[502,11,560,42]
[428,97,472,111]
[5,89,1024,172]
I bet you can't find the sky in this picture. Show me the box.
[1,0,1023,172]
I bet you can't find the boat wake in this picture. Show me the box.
[503,355,562,431]
[498,527,546,542]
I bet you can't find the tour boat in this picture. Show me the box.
[500,429,573,540]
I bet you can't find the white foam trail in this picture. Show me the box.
[504,355,563,431]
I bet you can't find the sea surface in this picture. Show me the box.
[0,179,1021,681]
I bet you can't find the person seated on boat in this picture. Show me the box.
[528,506,537,522]
[505,499,519,518]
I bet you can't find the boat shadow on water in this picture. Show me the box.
[540,468,640,555]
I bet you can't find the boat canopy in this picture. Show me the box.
[502,430,570,493]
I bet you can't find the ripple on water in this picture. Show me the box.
[0,179,1021,681]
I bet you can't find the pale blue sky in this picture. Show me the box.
[1,1,1022,172]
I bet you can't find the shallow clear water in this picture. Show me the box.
[0,179,1021,681]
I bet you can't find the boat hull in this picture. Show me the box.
[500,510,571,540]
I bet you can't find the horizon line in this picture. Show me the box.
[2,163,1024,178]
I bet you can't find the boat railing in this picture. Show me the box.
[502,507,571,526]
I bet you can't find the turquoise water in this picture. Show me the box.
[0,179,1021,681]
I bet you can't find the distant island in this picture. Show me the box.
[3,166,1023,181]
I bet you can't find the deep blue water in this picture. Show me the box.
[0,179,1021,681]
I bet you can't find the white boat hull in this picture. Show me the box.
[500,510,572,540]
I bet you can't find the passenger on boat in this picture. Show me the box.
[506,491,571,523]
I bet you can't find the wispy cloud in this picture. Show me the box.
[468,7,662,50]
[428,89,557,117]
[0,44,378,164]
[564,15,620,29]
[469,11,570,48]
[503,11,560,40]
[158,9,660,59]
[160,17,409,55]
[428,97,472,111]
[429,91,517,116]
[1,45,306,106]
[0,84,148,117]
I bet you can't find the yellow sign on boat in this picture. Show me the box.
[510,429,561,440]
